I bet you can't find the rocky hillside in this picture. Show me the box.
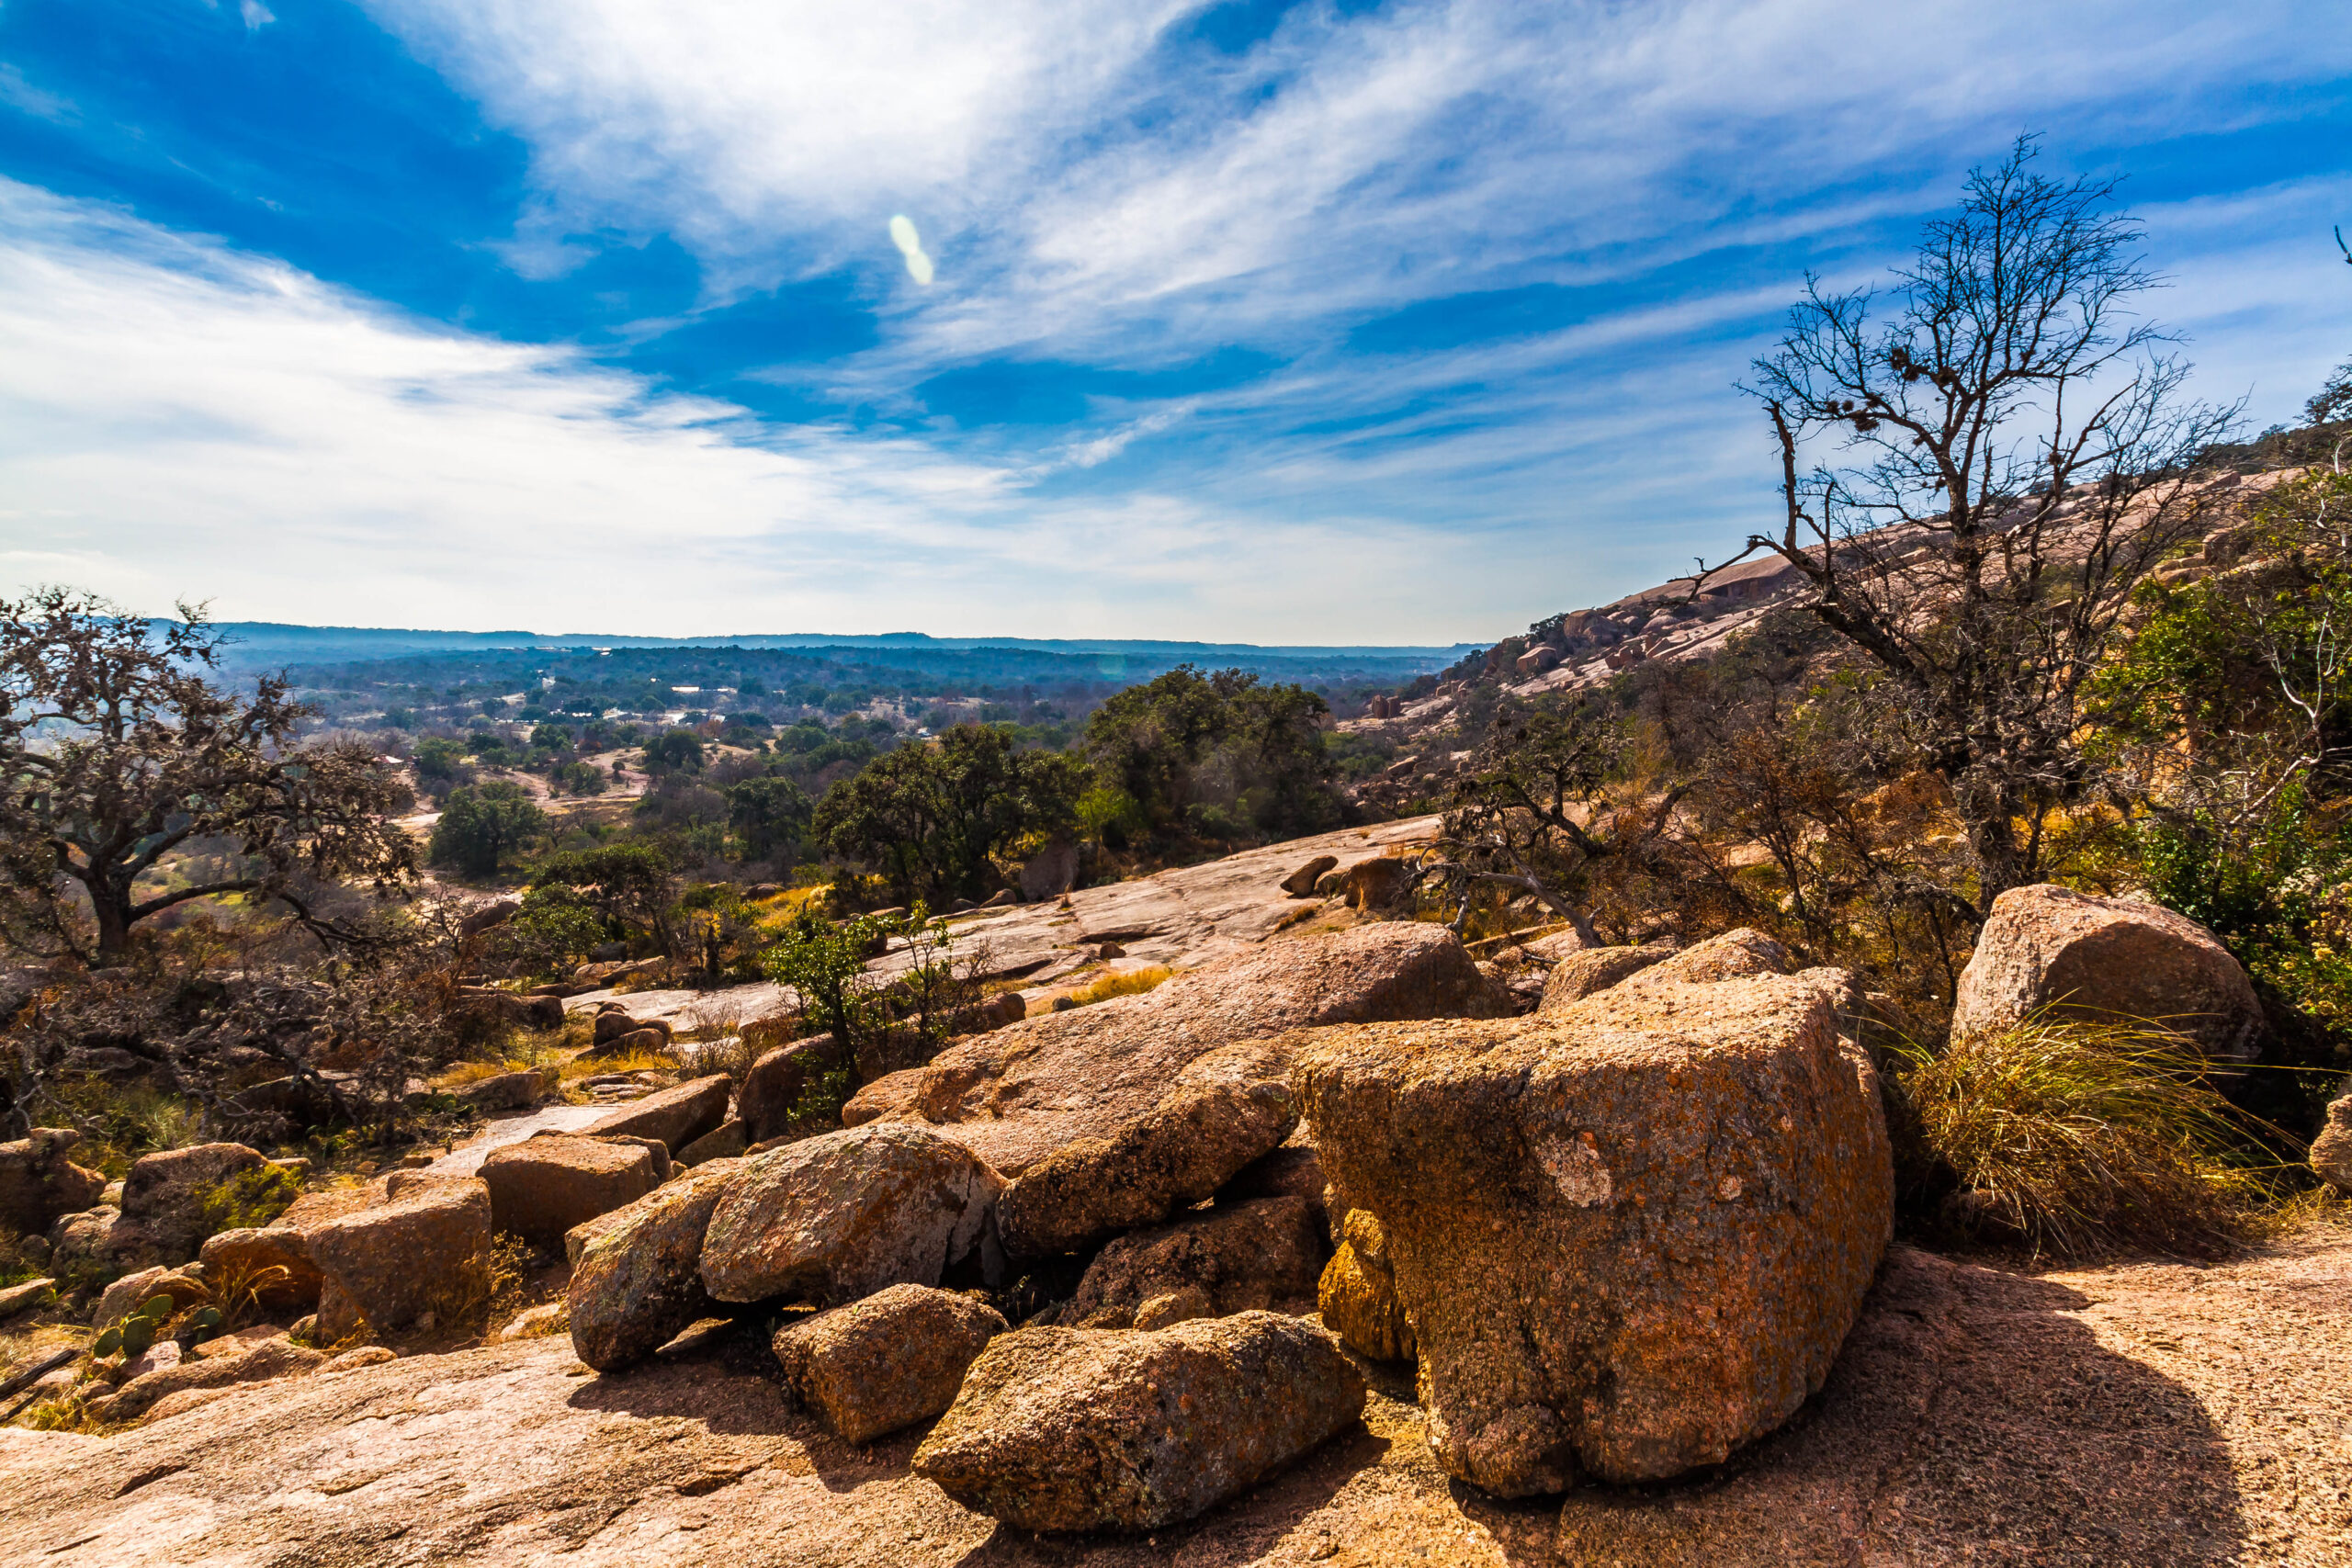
[1340,463,2309,799]
[7,823,2351,1563]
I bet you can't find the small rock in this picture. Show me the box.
[677,1118,750,1168]
[1317,1211,1413,1362]
[733,1034,840,1144]
[0,1276,55,1323]
[582,1074,732,1154]
[119,1142,276,1262]
[2312,1096,2352,1193]
[1951,884,2265,1063]
[910,1312,1365,1533]
[0,1127,107,1238]
[478,1134,662,1247]
[1537,943,1677,1011]
[1063,1197,1327,1329]
[198,1226,325,1314]
[772,1283,1007,1442]
[325,1346,396,1371]
[490,1301,570,1343]
[454,1070,547,1113]
[1282,854,1340,897]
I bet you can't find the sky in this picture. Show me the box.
[1,0,2348,645]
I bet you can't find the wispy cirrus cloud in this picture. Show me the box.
[2,0,2347,638]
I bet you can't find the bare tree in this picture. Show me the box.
[1726,136,2240,910]
[0,588,417,961]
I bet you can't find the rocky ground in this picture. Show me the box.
[1,1231,2345,1567]
[558,814,1446,1032]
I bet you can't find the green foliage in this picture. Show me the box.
[428,782,548,878]
[495,884,609,978]
[527,843,678,951]
[674,882,769,986]
[643,728,706,773]
[92,1325,121,1357]
[1075,784,1148,850]
[413,738,466,783]
[816,724,1086,904]
[763,909,886,1045]
[118,1315,155,1356]
[1080,666,1341,842]
[725,773,813,863]
[552,760,607,796]
[196,1163,301,1235]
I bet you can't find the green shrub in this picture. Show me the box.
[196,1164,302,1236]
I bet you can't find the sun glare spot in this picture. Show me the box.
[888,215,935,286]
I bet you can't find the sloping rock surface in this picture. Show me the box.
[847,921,1493,1177]
[2,1237,2346,1564]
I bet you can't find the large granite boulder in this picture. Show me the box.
[1951,885,2263,1062]
[699,1124,1001,1306]
[0,1128,107,1237]
[846,923,1499,1177]
[910,1312,1365,1533]
[2313,1096,2352,1194]
[995,1055,1295,1258]
[582,1074,732,1153]
[304,1178,493,1339]
[1060,1195,1326,1329]
[478,1134,662,1247]
[771,1284,1007,1443]
[568,1158,744,1371]
[1293,959,1893,1494]
[118,1143,276,1263]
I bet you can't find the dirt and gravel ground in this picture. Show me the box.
[3,1226,2346,1567]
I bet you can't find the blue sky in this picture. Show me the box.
[2,0,2348,642]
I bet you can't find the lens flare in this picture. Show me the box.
[888,215,935,286]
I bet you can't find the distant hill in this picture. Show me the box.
[181,621,1481,687]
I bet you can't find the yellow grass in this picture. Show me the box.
[1066,966,1173,1007]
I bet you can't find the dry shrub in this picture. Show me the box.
[1066,966,1173,1008]
[557,1046,674,1083]
[1894,1015,2273,1259]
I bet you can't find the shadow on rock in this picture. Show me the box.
[1550,1247,2246,1567]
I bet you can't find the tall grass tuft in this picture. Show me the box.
[1065,966,1173,1008]
[1894,1015,2272,1259]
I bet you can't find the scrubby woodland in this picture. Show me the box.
[2,141,2350,1564]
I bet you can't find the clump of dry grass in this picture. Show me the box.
[1894,1015,2275,1259]
[1066,966,1173,1008]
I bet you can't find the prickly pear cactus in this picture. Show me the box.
[92,1325,122,1358]
[119,1316,156,1357]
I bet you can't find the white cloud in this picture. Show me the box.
[0,182,1596,640]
